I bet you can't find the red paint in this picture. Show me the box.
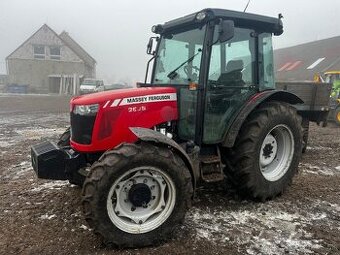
[70,87,178,152]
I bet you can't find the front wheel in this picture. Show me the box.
[224,102,303,201]
[82,143,192,248]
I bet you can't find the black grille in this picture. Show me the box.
[70,112,96,144]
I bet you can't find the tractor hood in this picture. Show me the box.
[71,87,177,106]
[69,86,179,152]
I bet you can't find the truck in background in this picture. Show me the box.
[79,78,104,94]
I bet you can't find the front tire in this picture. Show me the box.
[224,102,302,201]
[82,142,192,248]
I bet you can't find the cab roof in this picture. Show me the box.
[156,8,283,36]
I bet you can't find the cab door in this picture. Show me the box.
[151,26,207,142]
[203,27,257,144]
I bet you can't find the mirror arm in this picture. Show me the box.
[144,55,156,84]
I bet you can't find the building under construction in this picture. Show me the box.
[6,24,96,94]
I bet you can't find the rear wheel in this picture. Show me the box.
[82,143,192,248]
[224,102,302,200]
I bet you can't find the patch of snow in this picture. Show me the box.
[335,166,340,171]
[0,141,12,148]
[31,180,70,192]
[186,202,324,255]
[2,160,32,180]
[79,224,91,231]
[300,163,337,176]
[16,127,66,140]
[39,214,56,220]
[306,146,332,151]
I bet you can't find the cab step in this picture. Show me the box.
[200,154,225,183]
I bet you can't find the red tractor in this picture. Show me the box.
[31,9,330,247]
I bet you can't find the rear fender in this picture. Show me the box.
[222,90,303,148]
[129,127,197,192]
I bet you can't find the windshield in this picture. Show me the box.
[153,25,206,85]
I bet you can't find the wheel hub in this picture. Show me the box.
[106,167,176,234]
[128,183,152,207]
[260,133,278,167]
[259,125,294,182]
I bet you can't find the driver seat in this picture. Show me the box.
[217,60,245,87]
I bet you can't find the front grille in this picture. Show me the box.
[70,112,96,144]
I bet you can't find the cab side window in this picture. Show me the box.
[208,28,256,87]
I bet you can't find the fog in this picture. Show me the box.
[1,0,340,83]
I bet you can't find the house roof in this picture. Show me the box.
[59,31,96,66]
[6,24,96,67]
[274,36,340,81]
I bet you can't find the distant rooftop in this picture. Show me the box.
[274,35,340,81]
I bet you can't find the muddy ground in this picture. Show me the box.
[0,94,339,255]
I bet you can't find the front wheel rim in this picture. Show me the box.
[106,166,176,234]
[259,124,295,182]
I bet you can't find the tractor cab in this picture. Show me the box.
[144,9,283,145]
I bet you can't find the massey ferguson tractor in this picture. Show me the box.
[31,9,331,247]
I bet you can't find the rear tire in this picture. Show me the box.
[224,101,302,201]
[57,127,86,187]
[82,142,192,248]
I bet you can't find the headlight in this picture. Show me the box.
[73,104,99,116]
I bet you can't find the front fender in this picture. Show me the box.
[222,90,303,148]
[129,127,197,192]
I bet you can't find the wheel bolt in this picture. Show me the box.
[161,205,165,209]
[140,170,144,174]
[152,196,156,200]
[124,199,128,203]
[116,185,120,189]
[143,179,147,183]
[150,185,155,190]
[131,206,136,211]
[116,211,120,215]
[162,181,166,185]
[139,220,143,224]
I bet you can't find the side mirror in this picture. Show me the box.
[147,37,159,55]
[218,20,234,43]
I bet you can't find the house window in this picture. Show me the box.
[34,45,45,59]
[50,46,61,60]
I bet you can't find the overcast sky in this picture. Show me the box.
[1,0,340,83]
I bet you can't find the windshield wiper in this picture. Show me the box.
[167,49,202,80]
